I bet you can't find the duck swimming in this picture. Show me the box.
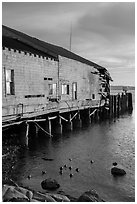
[69,166,72,170]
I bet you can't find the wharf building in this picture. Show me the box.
[2,25,112,143]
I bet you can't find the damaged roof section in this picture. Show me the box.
[2,25,112,80]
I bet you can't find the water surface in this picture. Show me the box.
[13,107,135,202]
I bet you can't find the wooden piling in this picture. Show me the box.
[117,94,120,117]
[35,125,39,137]
[66,112,73,131]
[56,116,63,134]
[88,108,92,123]
[109,95,113,118]
[20,122,29,147]
[114,95,117,117]
[73,110,82,128]
[28,122,38,137]
[120,93,124,114]
[48,119,52,136]
[127,92,133,110]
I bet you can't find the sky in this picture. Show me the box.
[2,2,135,86]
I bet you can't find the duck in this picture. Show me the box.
[70,173,73,178]
[42,171,46,175]
[27,175,31,179]
[76,168,79,172]
[90,160,94,164]
[69,166,72,170]
[64,164,67,168]
[59,170,63,175]
[60,166,63,170]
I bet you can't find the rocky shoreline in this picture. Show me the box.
[3,133,126,202]
[2,142,104,202]
[2,183,104,202]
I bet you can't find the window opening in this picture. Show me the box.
[62,84,69,95]
[49,83,57,96]
[5,69,14,95]
[72,82,77,100]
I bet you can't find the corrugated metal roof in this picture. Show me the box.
[2,25,112,80]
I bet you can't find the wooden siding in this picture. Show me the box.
[59,56,101,101]
[2,48,58,120]
[2,48,104,122]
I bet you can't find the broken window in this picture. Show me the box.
[5,69,14,95]
[49,83,57,96]
[72,82,77,100]
[62,84,69,95]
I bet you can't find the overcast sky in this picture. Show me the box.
[2,2,135,86]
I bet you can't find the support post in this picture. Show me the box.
[20,122,29,147]
[117,94,120,117]
[73,111,82,128]
[48,119,52,136]
[35,125,39,137]
[114,95,117,117]
[121,93,124,114]
[56,116,63,134]
[78,111,82,127]
[109,95,114,118]
[66,112,73,131]
[88,108,92,123]
[127,92,133,111]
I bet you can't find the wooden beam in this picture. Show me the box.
[70,112,78,122]
[59,115,68,122]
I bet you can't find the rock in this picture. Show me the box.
[33,191,56,202]
[41,194,56,202]
[3,186,29,202]
[8,197,29,202]
[2,185,14,198]
[111,167,126,176]
[26,190,33,200]
[15,186,33,199]
[66,194,77,202]
[78,190,104,202]
[90,160,94,164]
[49,193,70,202]
[41,178,60,190]
[30,198,39,202]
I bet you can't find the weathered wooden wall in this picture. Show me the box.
[2,48,104,122]
[2,47,58,120]
[59,56,101,101]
